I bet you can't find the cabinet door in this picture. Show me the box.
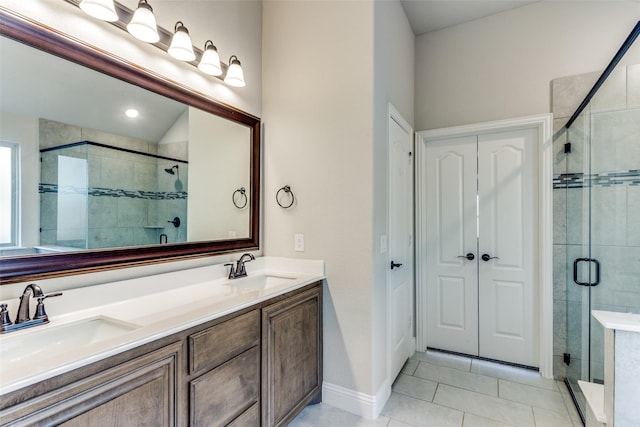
[1,342,181,427]
[262,285,322,427]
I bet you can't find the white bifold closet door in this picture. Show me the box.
[425,128,538,367]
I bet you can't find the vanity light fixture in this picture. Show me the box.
[224,55,246,87]
[79,0,118,22]
[198,40,222,76]
[69,0,248,87]
[126,0,159,43]
[168,21,196,62]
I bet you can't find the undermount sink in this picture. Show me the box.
[0,316,140,367]
[227,274,298,290]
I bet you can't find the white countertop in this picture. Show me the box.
[0,257,325,396]
[592,310,640,333]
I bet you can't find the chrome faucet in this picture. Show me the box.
[225,253,255,279]
[15,283,44,323]
[0,284,62,333]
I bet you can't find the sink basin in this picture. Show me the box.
[227,275,298,290]
[0,316,140,366]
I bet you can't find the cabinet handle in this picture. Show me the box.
[458,253,475,261]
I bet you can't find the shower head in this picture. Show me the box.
[164,165,179,175]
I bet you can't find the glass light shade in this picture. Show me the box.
[127,1,159,43]
[168,22,196,62]
[79,0,118,22]
[198,41,222,76]
[224,56,246,87]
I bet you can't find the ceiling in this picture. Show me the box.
[0,36,186,144]
[400,0,540,35]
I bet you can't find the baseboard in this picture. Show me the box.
[322,380,391,419]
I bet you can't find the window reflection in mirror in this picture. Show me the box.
[0,141,19,248]
[0,35,251,258]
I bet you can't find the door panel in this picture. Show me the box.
[438,276,466,329]
[425,136,478,355]
[478,129,538,366]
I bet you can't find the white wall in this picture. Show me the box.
[0,111,39,249]
[263,0,414,416]
[188,107,250,240]
[262,0,376,400]
[415,1,640,130]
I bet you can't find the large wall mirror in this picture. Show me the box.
[0,9,260,284]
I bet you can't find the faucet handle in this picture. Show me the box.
[0,304,12,327]
[224,263,237,278]
[33,292,62,321]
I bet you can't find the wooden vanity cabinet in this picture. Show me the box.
[262,285,323,427]
[0,281,323,427]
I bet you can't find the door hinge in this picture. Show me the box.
[564,142,571,154]
[563,353,571,365]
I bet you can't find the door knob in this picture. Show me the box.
[457,253,475,261]
[481,254,499,262]
[390,260,403,270]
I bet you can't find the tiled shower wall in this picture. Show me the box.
[39,119,188,249]
[551,65,640,381]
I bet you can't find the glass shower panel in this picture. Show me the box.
[40,144,89,249]
[588,71,640,383]
[57,155,88,246]
[564,108,592,412]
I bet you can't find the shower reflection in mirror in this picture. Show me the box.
[38,121,188,251]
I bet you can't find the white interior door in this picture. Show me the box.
[425,136,478,355]
[423,127,539,367]
[388,106,414,381]
[477,129,538,367]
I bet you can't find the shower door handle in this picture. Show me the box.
[573,258,600,286]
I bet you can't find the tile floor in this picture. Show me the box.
[291,350,583,427]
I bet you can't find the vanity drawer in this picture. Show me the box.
[188,309,260,375]
[190,346,260,426]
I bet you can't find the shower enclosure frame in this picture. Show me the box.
[560,20,640,423]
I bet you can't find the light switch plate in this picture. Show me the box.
[294,234,304,252]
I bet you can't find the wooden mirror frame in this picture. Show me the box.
[0,8,260,284]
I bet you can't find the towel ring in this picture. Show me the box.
[232,187,248,209]
[276,185,295,208]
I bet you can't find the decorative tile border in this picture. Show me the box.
[553,170,640,189]
[39,183,188,200]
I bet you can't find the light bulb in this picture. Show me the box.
[224,55,246,87]
[168,21,196,62]
[79,0,118,22]
[198,41,222,76]
[127,0,159,43]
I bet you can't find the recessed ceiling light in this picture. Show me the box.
[125,108,139,118]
